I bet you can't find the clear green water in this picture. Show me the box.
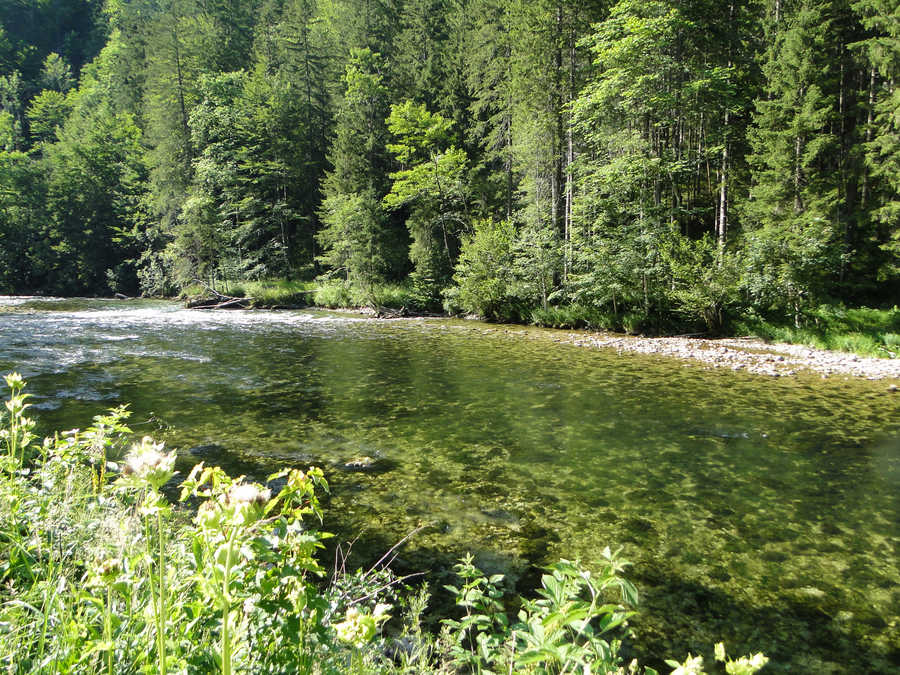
[2,297,898,672]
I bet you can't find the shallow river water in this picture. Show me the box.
[1,297,898,672]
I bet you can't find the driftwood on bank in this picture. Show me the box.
[373,305,408,319]
[186,280,254,310]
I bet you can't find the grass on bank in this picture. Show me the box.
[180,279,317,308]
[734,305,900,359]
[530,303,900,358]
[0,374,769,674]
[311,280,421,311]
[181,278,418,311]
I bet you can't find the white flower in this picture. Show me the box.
[120,437,176,489]
[671,654,705,675]
[725,652,769,675]
[227,482,271,507]
[4,372,24,389]
[715,642,726,662]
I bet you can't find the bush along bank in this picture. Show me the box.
[181,274,900,364]
[0,374,769,673]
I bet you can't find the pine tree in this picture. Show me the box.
[317,49,406,288]
[743,0,868,316]
[852,0,900,288]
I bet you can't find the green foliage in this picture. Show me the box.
[736,304,900,357]
[26,90,73,145]
[313,279,355,307]
[451,218,524,321]
[234,278,316,307]
[42,99,149,294]
[0,0,896,330]
[441,549,638,673]
[852,0,900,285]
[661,235,741,333]
[318,189,395,287]
[317,49,406,289]
[312,279,418,311]
[385,100,470,290]
[529,305,617,331]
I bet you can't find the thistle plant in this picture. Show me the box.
[115,436,177,675]
[180,463,329,675]
[665,643,769,675]
[1,372,36,469]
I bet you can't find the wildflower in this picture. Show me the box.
[334,607,377,648]
[725,652,769,675]
[195,481,272,533]
[225,481,271,526]
[227,482,271,507]
[715,643,726,662]
[118,437,176,490]
[3,373,24,389]
[98,558,123,583]
[670,654,705,675]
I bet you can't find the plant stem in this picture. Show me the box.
[157,507,167,675]
[106,585,114,675]
[222,527,237,675]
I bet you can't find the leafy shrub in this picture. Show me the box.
[530,305,617,330]
[314,279,354,308]
[452,218,530,321]
[661,235,741,333]
[622,311,647,335]
[440,551,637,673]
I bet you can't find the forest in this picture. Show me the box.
[0,0,898,334]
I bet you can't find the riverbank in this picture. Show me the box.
[176,280,900,380]
[326,307,900,381]
[558,332,900,381]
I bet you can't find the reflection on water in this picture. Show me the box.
[1,297,898,672]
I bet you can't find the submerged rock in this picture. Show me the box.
[344,455,377,470]
[340,455,396,474]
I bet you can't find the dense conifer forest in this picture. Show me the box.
[0,0,898,333]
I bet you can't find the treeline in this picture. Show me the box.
[0,0,898,331]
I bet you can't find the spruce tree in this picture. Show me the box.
[852,0,900,288]
[743,0,867,316]
[317,49,406,288]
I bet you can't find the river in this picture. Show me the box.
[1,297,898,672]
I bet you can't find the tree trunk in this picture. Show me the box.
[717,108,729,254]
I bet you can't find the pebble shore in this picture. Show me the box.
[561,333,900,381]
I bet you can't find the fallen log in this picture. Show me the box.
[188,297,253,310]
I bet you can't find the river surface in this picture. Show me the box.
[1,297,898,672]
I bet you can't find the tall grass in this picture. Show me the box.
[312,280,419,311]
[736,305,900,358]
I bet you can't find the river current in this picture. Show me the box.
[1,297,897,672]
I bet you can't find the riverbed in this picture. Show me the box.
[1,297,898,672]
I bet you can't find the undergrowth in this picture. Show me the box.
[312,280,419,311]
[0,374,768,673]
[735,305,900,358]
